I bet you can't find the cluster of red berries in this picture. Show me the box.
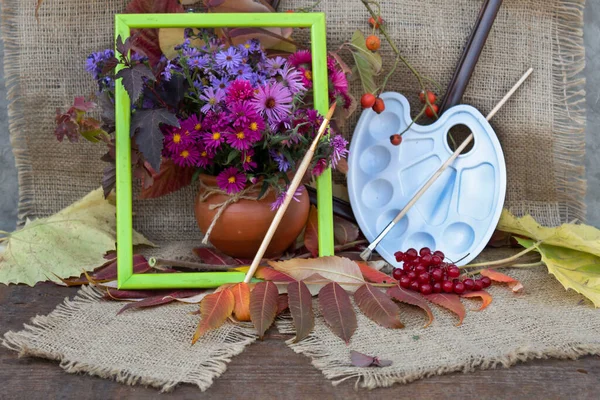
[361,93,385,114]
[391,247,491,295]
[420,90,439,119]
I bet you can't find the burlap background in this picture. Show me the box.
[1,0,587,243]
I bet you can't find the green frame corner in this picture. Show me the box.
[115,12,334,289]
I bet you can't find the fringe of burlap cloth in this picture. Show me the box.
[0,0,587,244]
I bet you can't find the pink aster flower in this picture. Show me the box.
[224,128,260,151]
[311,158,328,177]
[326,56,337,73]
[252,82,293,125]
[226,79,255,102]
[329,134,349,169]
[199,87,225,113]
[288,50,312,68]
[297,67,313,89]
[229,101,260,128]
[242,149,258,171]
[330,69,349,95]
[270,185,305,211]
[202,129,225,150]
[173,146,200,167]
[216,167,247,194]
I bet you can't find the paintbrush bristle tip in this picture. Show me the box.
[359,248,372,261]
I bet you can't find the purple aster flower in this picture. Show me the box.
[242,149,258,171]
[238,39,261,57]
[199,87,225,113]
[85,49,115,80]
[278,65,305,94]
[252,82,293,125]
[175,38,191,51]
[231,64,254,81]
[188,56,208,70]
[215,47,242,71]
[329,135,349,169]
[161,59,178,82]
[193,79,204,91]
[210,75,231,91]
[270,186,305,211]
[216,167,247,194]
[173,146,200,168]
[270,150,290,172]
[183,46,201,58]
[265,56,287,76]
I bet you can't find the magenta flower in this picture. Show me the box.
[311,158,328,177]
[242,149,258,171]
[216,167,247,194]
[329,135,349,169]
[252,82,293,125]
[326,56,337,72]
[270,185,305,211]
[196,144,214,168]
[173,146,200,167]
[164,127,193,153]
[224,129,260,151]
[199,87,225,113]
[245,115,265,135]
[229,101,260,128]
[226,79,255,102]
[202,129,225,150]
[181,114,203,135]
[288,50,312,68]
[330,69,349,95]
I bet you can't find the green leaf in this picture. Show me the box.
[0,188,155,286]
[115,63,155,103]
[516,237,600,307]
[349,30,382,95]
[256,181,269,200]
[225,150,240,165]
[130,108,179,172]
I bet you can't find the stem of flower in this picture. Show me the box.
[460,240,543,269]
[148,257,237,271]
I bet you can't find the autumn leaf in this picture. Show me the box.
[350,350,392,368]
[516,238,600,307]
[104,288,164,300]
[231,282,251,321]
[277,294,289,315]
[255,266,296,282]
[423,293,466,326]
[356,261,397,284]
[334,216,360,245]
[349,30,383,95]
[354,284,403,329]
[192,288,235,344]
[193,247,241,265]
[140,159,195,199]
[158,28,204,60]
[117,290,205,314]
[304,205,319,257]
[0,188,154,286]
[480,269,523,293]
[287,281,314,342]
[386,285,434,328]
[268,256,365,293]
[250,281,279,339]
[461,291,493,311]
[318,282,357,344]
[130,108,179,171]
[63,254,151,286]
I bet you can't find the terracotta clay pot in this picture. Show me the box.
[194,174,310,258]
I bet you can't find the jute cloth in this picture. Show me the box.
[1,0,591,392]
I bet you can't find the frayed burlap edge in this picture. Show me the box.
[550,0,587,223]
[276,314,600,390]
[1,0,34,227]
[2,286,257,392]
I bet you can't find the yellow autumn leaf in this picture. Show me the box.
[0,188,155,286]
[158,28,205,60]
[498,209,600,258]
[516,238,600,307]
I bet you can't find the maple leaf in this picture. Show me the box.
[115,63,155,104]
[130,108,179,171]
[0,188,155,286]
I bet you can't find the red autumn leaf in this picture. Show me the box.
[105,288,164,300]
[192,288,235,344]
[304,205,319,257]
[481,269,524,293]
[423,293,466,326]
[231,282,251,321]
[117,290,204,314]
[354,284,404,329]
[350,350,393,368]
[139,159,195,199]
[333,216,359,245]
[193,247,242,265]
[461,290,493,311]
[255,266,296,282]
[277,294,289,315]
[386,285,434,328]
[318,282,357,344]
[250,281,279,339]
[287,280,315,342]
[63,254,151,286]
[356,261,397,284]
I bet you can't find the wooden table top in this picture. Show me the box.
[1,283,598,399]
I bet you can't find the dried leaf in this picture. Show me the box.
[277,294,289,315]
[423,293,465,326]
[334,216,359,245]
[0,188,154,286]
[250,281,279,339]
[287,281,314,342]
[256,266,296,282]
[354,284,403,329]
[480,269,523,293]
[193,247,241,265]
[329,51,353,76]
[117,290,204,314]
[350,350,392,368]
[516,238,600,306]
[158,28,204,60]
[356,261,396,284]
[461,290,493,311]
[64,254,151,286]
[130,108,179,172]
[105,288,163,300]
[349,30,382,94]
[140,159,195,199]
[192,288,235,344]
[231,282,251,321]
[387,285,434,327]
[318,282,357,343]
[269,256,365,292]
[304,205,319,257]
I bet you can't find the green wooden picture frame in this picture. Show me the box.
[115,12,333,289]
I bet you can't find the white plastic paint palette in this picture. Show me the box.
[347,92,506,267]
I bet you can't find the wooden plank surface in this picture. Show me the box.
[1,283,599,399]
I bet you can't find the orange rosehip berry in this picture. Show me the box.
[369,16,384,29]
[361,93,376,109]
[365,35,381,51]
[425,103,439,119]
[372,97,385,114]
[390,134,402,146]
[419,90,437,105]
